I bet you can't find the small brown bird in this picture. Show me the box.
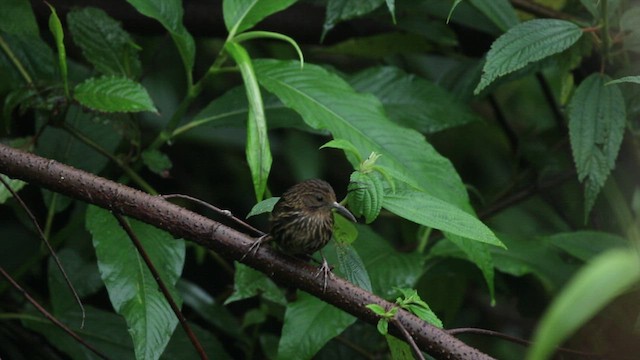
[243,179,356,290]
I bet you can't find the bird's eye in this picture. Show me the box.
[315,194,324,202]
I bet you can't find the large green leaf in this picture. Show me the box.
[85,206,186,360]
[568,74,626,218]
[475,19,583,94]
[384,189,503,247]
[277,292,356,360]
[527,249,640,360]
[126,0,194,79]
[349,66,480,133]
[490,234,575,292]
[74,76,157,113]
[253,59,469,208]
[223,0,297,36]
[225,41,271,201]
[468,0,518,32]
[0,0,39,36]
[23,305,135,359]
[67,7,141,77]
[253,59,499,292]
[352,226,423,298]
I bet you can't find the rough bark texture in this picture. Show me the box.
[0,143,495,360]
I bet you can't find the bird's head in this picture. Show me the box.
[282,179,356,222]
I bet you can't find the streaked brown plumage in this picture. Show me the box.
[242,179,356,290]
[270,179,355,255]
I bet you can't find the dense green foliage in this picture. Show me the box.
[1,0,639,359]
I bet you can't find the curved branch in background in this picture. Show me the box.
[0,144,495,360]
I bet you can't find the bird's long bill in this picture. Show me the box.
[332,202,357,223]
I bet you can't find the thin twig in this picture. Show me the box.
[112,213,209,360]
[161,193,265,236]
[390,317,425,360]
[510,0,582,22]
[448,327,606,358]
[535,73,566,134]
[0,175,86,329]
[0,267,108,359]
[479,170,575,220]
[488,95,518,151]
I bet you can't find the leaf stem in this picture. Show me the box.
[0,35,33,85]
[62,123,157,195]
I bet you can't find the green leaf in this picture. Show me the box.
[277,292,356,360]
[335,243,372,291]
[385,0,396,23]
[365,303,387,316]
[85,205,186,360]
[177,280,246,342]
[348,171,384,224]
[163,322,233,360]
[67,7,141,77]
[475,19,583,94]
[225,41,272,201]
[0,0,39,36]
[526,249,640,360]
[353,226,424,299]
[0,174,26,203]
[223,0,297,36]
[23,305,135,359]
[386,334,413,359]
[74,76,157,113]
[568,74,626,219]
[252,59,470,210]
[126,0,195,81]
[404,303,442,328]
[333,212,358,245]
[606,75,640,86]
[544,231,628,262]
[247,197,279,217]
[142,149,172,175]
[349,66,480,133]
[320,139,362,163]
[468,0,519,32]
[377,319,389,335]
[46,2,68,97]
[384,189,503,247]
[322,0,385,39]
[48,249,102,315]
[225,262,286,305]
[0,33,55,86]
[178,85,306,138]
[36,105,122,174]
[446,233,496,302]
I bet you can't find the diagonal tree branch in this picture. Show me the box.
[0,143,495,360]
